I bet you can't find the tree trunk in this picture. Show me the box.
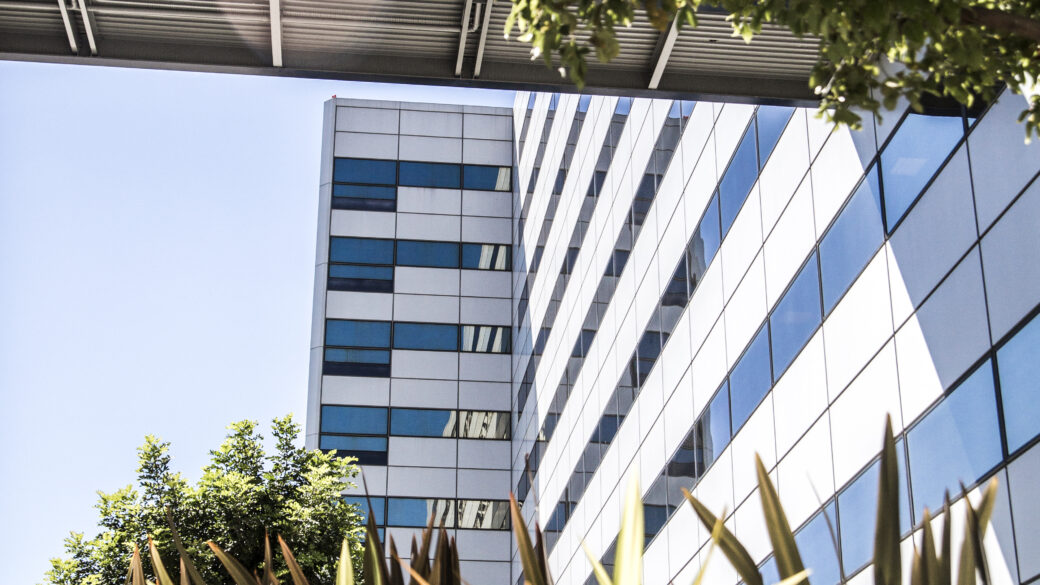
[961,7,1040,43]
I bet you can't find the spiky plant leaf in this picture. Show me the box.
[165,510,208,585]
[262,532,280,585]
[130,543,147,585]
[207,541,260,585]
[776,570,812,585]
[411,516,435,584]
[612,477,643,585]
[335,537,355,585]
[920,509,940,585]
[148,536,177,585]
[533,522,553,585]
[940,496,953,585]
[388,538,404,585]
[510,494,548,585]
[682,488,762,585]
[755,455,804,581]
[276,535,310,585]
[874,415,902,585]
[180,559,190,585]
[364,512,389,585]
[581,542,613,585]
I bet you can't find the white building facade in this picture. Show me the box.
[309,90,1040,585]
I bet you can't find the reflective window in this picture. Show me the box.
[643,473,670,547]
[326,319,391,349]
[577,95,592,113]
[719,124,759,236]
[398,161,461,189]
[463,165,511,191]
[458,411,510,439]
[461,325,510,353]
[689,194,721,284]
[392,322,459,351]
[332,184,397,211]
[396,240,460,268]
[819,166,883,314]
[462,243,511,270]
[907,361,1002,515]
[457,500,510,530]
[328,265,394,293]
[697,383,732,469]
[837,447,911,576]
[323,347,390,365]
[332,158,398,212]
[756,106,794,167]
[345,496,386,525]
[318,435,388,465]
[387,498,455,528]
[330,237,394,265]
[997,313,1040,452]
[320,405,388,435]
[794,503,840,585]
[390,408,456,437]
[329,237,395,292]
[333,158,396,185]
[770,253,822,379]
[881,113,963,228]
[729,325,772,432]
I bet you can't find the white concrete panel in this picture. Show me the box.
[327,290,393,320]
[330,209,396,238]
[667,504,701,576]
[811,128,869,235]
[460,297,510,325]
[390,378,458,408]
[400,135,462,163]
[459,353,510,383]
[322,376,390,406]
[400,109,463,137]
[336,106,399,134]
[689,260,724,354]
[981,179,1040,340]
[464,139,513,165]
[759,116,811,235]
[462,216,512,244]
[721,187,764,302]
[778,415,834,527]
[396,267,460,296]
[463,113,512,140]
[730,396,775,505]
[644,534,670,584]
[397,212,461,241]
[456,469,510,499]
[664,367,695,449]
[335,131,398,159]
[894,314,945,424]
[724,253,767,366]
[387,466,456,497]
[456,531,512,561]
[691,320,728,418]
[397,187,463,215]
[388,437,457,467]
[459,381,511,411]
[714,104,756,165]
[462,190,512,217]
[662,312,693,395]
[771,330,828,458]
[394,294,459,323]
[459,440,511,470]
[1009,441,1040,580]
[764,177,817,309]
[392,350,459,380]
[345,465,387,495]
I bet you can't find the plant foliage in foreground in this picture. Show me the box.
[133,416,1000,585]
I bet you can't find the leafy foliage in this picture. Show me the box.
[43,416,364,585]
[504,0,1040,139]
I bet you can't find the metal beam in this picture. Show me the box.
[269,0,282,66]
[55,0,78,54]
[474,0,494,78]
[75,0,97,55]
[648,18,679,89]
[454,0,473,77]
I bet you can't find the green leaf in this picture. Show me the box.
[755,455,805,581]
[613,477,644,585]
[337,537,355,585]
[207,541,260,585]
[682,488,762,585]
[510,494,548,585]
[277,535,311,585]
[874,415,902,585]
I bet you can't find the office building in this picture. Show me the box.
[307,89,1040,585]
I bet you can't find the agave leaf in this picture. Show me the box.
[400,559,435,585]
[207,541,260,585]
[920,509,940,585]
[940,496,952,585]
[180,559,190,585]
[581,541,614,585]
[165,510,209,585]
[262,532,280,585]
[961,479,999,585]
[364,512,389,585]
[613,477,643,585]
[277,535,311,585]
[688,516,725,585]
[755,455,804,581]
[776,570,812,585]
[912,549,925,585]
[874,416,901,585]
[510,494,548,585]
[533,522,553,585]
[130,543,147,585]
[413,515,435,583]
[388,538,404,585]
[148,536,177,585]
[335,536,355,585]
[682,488,762,585]
[450,536,462,585]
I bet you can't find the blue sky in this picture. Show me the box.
[0,59,514,583]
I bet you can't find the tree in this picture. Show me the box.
[505,0,1040,138]
[43,415,364,585]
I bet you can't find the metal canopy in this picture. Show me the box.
[0,0,821,104]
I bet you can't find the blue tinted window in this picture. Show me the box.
[689,194,721,284]
[756,106,793,167]
[463,165,511,191]
[794,504,840,585]
[770,253,822,379]
[838,448,911,576]
[997,313,1040,452]
[391,408,456,437]
[319,435,388,452]
[324,348,390,364]
[578,95,592,113]
[729,325,772,431]
[615,97,633,115]
[908,362,1002,515]
[819,166,883,314]
[325,319,391,348]
[462,325,511,353]
[398,161,461,189]
[396,240,460,268]
[329,265,393,281]
[881,113,963,228]
[457,500,510,530]
[387,498,455,528]
[719,125,759,236]
[462,243,511,270]
[699,383,732,467]
[333,158,396,185]
[320,405,387,434]
[330,237,394,265]
[333,184,397,200]
[393,322,459,351]
[345,496,386,524]
[760,558,779,585]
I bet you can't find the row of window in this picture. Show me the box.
[323,319,510,377]
[331,158,512,212]
[345,496,510,531]
[328,237,509,292]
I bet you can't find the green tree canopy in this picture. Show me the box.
[505,0,1040,137]
[43,415,364,585]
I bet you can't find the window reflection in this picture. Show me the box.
[728,325,772,432]
[880,113,963,228]
[387,498,455,528]
[461,325,511,353]
[719,124,759,236]
[458,410,510,439]
[819,166,883,314]
[837,445,910,576]
[392,322,459,351]
[996,313,1040,453]
[398,161,461,189]
[794,504,840,585]
[770,253,822,379]
[396,240,460,269]
[457,500,510,530]
[390,408,456,438]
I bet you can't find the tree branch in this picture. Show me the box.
[962,7,1040,43]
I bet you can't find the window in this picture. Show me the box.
[837,449,911,576]
[794,504,840,585]
[462,243,511,270]
[696,383,732,470]
[324,319,391,376]
[328,237,395,292]
[770,253,822,379]
[345,495,386,526]
[398,161,461,189]
[756,106,794,167]
[321,405,388,435]
[318,435,388,465]
[881,112,964,228]
[332,158,397,211]
[392,322,459,351]
[463,165,511,191]
[728,325,772,432]
[461,325,510,353]
[396,240,460,268]
[819,167,884,314]
[996,313,1040,453]
[719,123,759,236]
[907,361,1002,516]
[387,498,455,528]
[457,500,510,530]
[689,193,721,283]
[326,319,391,348]
[458,411,510,439]
[334,158,396,185]
[390,408,456,437]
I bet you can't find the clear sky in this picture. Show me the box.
[0,59,514,583]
